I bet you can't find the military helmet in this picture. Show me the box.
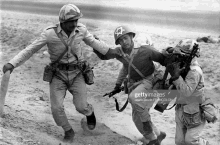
[59,4,83,23]
[173,39,200,56]
[114,26,135,45]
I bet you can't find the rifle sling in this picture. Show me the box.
[114,97,129,112]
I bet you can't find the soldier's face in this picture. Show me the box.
[63,19,78,32]
[118,34,133,50]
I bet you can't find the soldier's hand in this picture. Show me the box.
[114,84,121,91]
[106,48,121,58]
[3,63,14,74]
[167,62,185,81]
[109,84,121,97]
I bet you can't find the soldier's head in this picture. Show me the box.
[114,26,135,50]
[59,4,83,33]
[173,39,200,57]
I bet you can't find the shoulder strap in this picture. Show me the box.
[52,27,78,64]
[52,27,68,64]
[119,48,146,80]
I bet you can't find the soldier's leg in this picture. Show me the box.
[50,76,71,132]
[185,120,209,145]
[175,107,187,145]
[69,73,93,115]
[132,108,158,142]
[68,73,95,130]
[128,81,158,142]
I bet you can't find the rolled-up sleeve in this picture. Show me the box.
[173,69,200,97]
[116,65,128,85]
[9,30,47,67]
[83,29,109,55]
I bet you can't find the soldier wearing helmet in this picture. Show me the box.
[94,25,167,145]
[166,39,214,145]
[2,4,118,143]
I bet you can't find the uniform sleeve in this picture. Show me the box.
[93,47,121,60]
[83,29,109,55]
[9,30,47,68]
[173,69,201,97]
[149,47,166,66]
[116,65,128,85]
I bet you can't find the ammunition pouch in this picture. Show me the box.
[43,64,57,83]
[200,103,218,123]
[182,104,203,128]
[79,61,94,85]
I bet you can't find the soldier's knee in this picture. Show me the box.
[75,103,92,115]
[75,105,85,114]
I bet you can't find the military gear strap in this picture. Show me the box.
[119,47,146,80]
[53,27,78,64]
[112,47,146,112]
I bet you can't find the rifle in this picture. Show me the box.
[103,86,128,112]
[154,44,200,113]
[103,86,124,98]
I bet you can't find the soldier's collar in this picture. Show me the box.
[57,23,80,34]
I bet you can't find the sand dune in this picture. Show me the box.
[0,2,220,145]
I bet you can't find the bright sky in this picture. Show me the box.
[34,0,220,11]
[70,0,220,12]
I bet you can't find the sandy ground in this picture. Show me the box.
[0,6,220,145]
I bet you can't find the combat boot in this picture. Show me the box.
[157,131,166,144]
[63,128,75,143]
[146,139,159,145]
[86,112,96,130]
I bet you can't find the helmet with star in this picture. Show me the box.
[114,26,135,45]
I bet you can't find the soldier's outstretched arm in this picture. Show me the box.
[8,30,48,69]
[149,47,166,66]
[93,48,121,60]
[83,30,121,60]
